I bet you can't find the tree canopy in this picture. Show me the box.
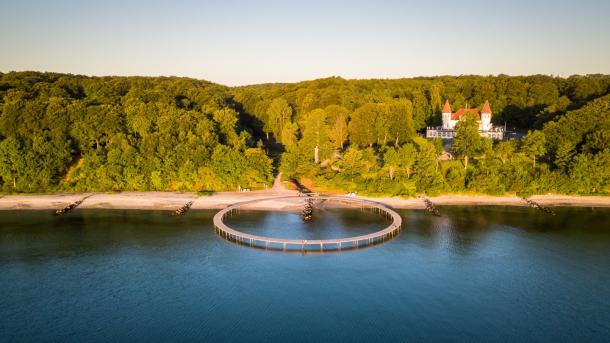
[1,71,609,196]
[0,72,273,192]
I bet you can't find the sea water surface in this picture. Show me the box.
[1,207,609,342]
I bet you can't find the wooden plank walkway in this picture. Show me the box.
[213,195,402,251]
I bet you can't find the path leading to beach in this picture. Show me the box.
[271,173,291,193]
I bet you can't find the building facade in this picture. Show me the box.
[426,100,504,140]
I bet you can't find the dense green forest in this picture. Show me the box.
[1,71,609,195]
[0,72,273,192]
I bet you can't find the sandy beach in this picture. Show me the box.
[359,194,610,209]
[1,190,609,211]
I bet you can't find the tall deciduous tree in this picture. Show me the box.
[0,137,25,190]
[265,98,292,142]
[383,148,400,180]
[382,143,417,180]
[452,112,485,169]
[398,143,417,178]
[299,109,331,164]
[212,107,239,147]
[385,100,415,146]
[522,130,546,167]
[325,105,349,149]
[339,147,363,179]
[349,103,380,147]
[494,139,517,164]
[280,122,299,151]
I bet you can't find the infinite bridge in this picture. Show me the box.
[213,195,402,251]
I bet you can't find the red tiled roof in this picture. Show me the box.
[442,99,452,113]
[481,100,492,114]
[451,108,480,120]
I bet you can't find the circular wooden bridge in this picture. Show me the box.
[213,195,402,251]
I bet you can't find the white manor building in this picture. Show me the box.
[426,100,505,140]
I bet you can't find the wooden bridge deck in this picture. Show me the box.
[213,195,402,250]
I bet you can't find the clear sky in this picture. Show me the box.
[1,0,609,86]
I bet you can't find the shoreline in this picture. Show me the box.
[1,191,610,211]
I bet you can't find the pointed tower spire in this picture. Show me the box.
[481,100,492,114]
[442,99,452,113]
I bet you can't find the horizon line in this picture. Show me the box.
[1,69,608,87]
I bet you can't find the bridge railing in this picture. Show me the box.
[212,195,402,251]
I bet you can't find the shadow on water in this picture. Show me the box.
[399,206,610,255]
[1,206,607,261]
[0,209,216,262]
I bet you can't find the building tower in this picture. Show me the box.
[441,100,452,129]
[481,100,492,131]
